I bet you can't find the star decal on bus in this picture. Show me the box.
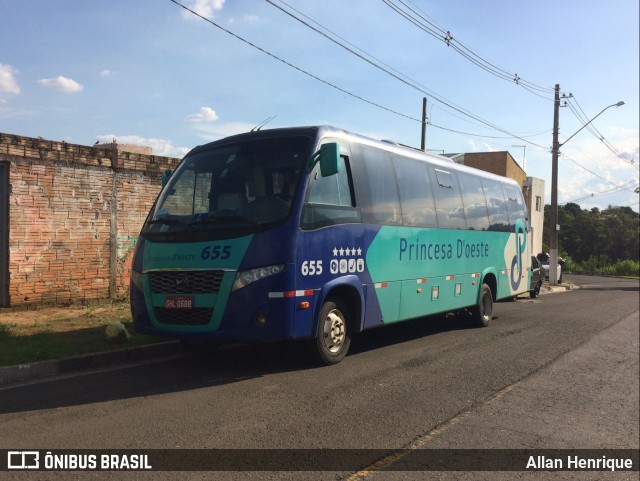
[333,247,362,257]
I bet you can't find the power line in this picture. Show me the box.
[169,0,420,123]
[555,99,635,188]
[427,122,547,140]
[264,0,548,149]
[563,179,639,205]
[558,135,636,192]
[173,0,549,148]
[561,153,631,189]
[563,94,638,169]
[265,0,434,104]
[390,0,555,96]
[267,0,409,89]
[382,0,555,99]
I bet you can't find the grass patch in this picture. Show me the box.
[0,300,170,367]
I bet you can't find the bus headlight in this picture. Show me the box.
[232,264,285,292]
[131,269,144,291]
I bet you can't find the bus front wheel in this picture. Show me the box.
[470,283,493,327]
[315,297,351,365]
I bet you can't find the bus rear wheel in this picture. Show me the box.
[470,283,493,327]
[315,297,351,365]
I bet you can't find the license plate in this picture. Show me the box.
[165,296,194,309]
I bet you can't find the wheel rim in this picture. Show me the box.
[322,310,346,354]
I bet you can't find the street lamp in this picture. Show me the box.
[560,101,625,148]
[549,94,625,285]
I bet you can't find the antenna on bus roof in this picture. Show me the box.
[251,115,277,132]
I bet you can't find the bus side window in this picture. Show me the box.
[503,185,528,230]
[394,158,436,227]
[301,156,360,229]
[432,168,467,230]
[458,172,490,231]
[482,179,510,232]
[307,156,352,206]
[351,144,402,225]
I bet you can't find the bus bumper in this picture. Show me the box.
[130,275,313,343]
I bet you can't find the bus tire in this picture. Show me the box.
[315,297,351,365]
[530,281,541,298]
[470,283,493,327]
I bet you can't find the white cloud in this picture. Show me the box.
[187,106,219,122]
[184,106,254,141]
[0,63,20,95]
[603,126,639,169]
[100,70,116,77]
[181,0,225,20]
[189,121,255,141]
[229,13,260,24]
[38,76,84,93]
[558,162,593,204]
[96,134,190,158]
[466,139,496,152]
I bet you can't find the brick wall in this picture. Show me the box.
[0,133,180,307]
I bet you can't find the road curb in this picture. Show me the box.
[541,283,576,294]
[0,340,183,387]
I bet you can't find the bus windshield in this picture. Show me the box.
[145,136,311,235]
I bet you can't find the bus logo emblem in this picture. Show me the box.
[330,260,339,274]
[348,259,356,273]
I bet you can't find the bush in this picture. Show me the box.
[563,257,583,274]
[611,260,640,277]
[582,255,610,273]
[563,256,639,277]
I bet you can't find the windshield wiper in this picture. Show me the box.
[147,218,186,226]
[190,214,259,228]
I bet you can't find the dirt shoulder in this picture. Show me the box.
[0,301,169,367]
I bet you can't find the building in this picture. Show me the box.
[449,151,527,188]
[523,176,545,256]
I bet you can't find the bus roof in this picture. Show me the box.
[188,125,522,189]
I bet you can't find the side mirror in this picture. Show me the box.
[161,169,172,187]
[318,143,340,177]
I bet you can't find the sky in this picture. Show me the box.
[1,0,638,212]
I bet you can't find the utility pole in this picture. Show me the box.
[421,97,427,151]
[548,94,624,284]
[549,84,560,285]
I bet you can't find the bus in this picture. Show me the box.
[130,126,531,364]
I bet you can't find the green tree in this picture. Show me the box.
[543,202,639,264]
[602,206,639,262]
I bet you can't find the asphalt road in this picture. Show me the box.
[1,275,638,480]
